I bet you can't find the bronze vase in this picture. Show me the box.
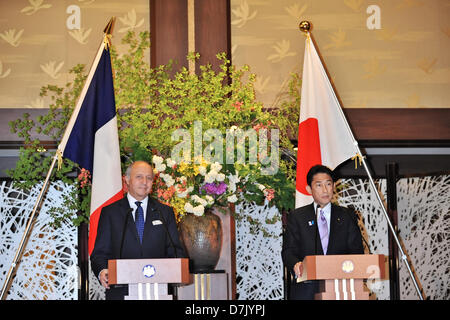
[179,209,222,273]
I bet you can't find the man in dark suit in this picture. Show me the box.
[282,164,364,300]
[90,160,186,300]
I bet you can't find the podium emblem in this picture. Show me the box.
[142,264,156,278]
[342,260,354,273]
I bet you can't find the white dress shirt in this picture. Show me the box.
[127,193,148,222]
[314,202,331,234]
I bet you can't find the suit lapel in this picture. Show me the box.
[143,196,153,240]
[120,197,142,248]
[327,204,342,254]
[142,196,159,246]
[305,203,324,255]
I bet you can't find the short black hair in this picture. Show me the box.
[306,165,334,187]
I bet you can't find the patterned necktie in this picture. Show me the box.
[318,209,329,254]
[135,201,144,243]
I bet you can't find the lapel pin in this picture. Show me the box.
[308,220,314,226]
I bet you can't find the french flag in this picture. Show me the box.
[296,36,358,208]
[58,40,123,254]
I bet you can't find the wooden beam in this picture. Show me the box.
[343,108,450,142]
[150,0,188,72]
[2,108,449,144]
[194,0,231,74]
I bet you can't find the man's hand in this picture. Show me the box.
[293,261,303,278]
[99,269,110,289]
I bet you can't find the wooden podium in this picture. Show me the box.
[108,258,190,300]
[297,254,385,300]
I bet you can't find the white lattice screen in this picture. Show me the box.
[235,201,284,300]
[1,176,448,300]
[0,181,77,300]
[234,176,449,300]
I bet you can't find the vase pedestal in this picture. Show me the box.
[177,270,228,300]
[178,206,236,300]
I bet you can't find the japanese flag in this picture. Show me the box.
[295,36,358,208]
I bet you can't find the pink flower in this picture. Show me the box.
[232,101,243,111]
[77,168,91,189]
[252,123,267,132]
[263,188,275,202]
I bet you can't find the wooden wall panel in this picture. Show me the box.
[1,108,449,144]
[150,0,188,72]
[194,0,231,74]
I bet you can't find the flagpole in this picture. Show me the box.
[0,17,116,300]
[0,154,58,300]
[299,21,424,300]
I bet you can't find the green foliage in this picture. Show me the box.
[8,64,90,227]
[8,30,300,234]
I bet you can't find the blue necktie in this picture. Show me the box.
[135,201,144,243]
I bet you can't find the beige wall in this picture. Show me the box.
[0,0,149,109]
[1,0,449,110]
[230,0,450,109]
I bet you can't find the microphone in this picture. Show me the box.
[119,208,133,259]
[149,199,179,258]
[314,205,319,256]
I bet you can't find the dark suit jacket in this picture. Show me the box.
[90,195,186,299]
[282,203,364,300]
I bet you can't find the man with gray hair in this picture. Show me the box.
[90,161,186,300]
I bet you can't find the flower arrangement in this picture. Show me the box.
[8,30,300,233]
[151,155,277,221]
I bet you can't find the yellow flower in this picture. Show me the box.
[171,197,188,222]
[178,161,194,177]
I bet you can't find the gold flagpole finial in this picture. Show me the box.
[299,20,312,33]
[103,17,116,35]
[103,17,116,49]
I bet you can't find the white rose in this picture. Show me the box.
[205,172,216,183]
[216,173,225,182]
[166,158,176,167]
[184,202,194,213]
[228,174,240,184]
[211,162,222,172]
[152,156,163,165]
[227,194,238,203]
[205,195,214,205]
[192,205,205,216]
[229,181,236,193]
[155,163,166,173]
[198,165,207,176]
[161,173,174,187]
[256,183,266,191]
[192,195,207,206]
